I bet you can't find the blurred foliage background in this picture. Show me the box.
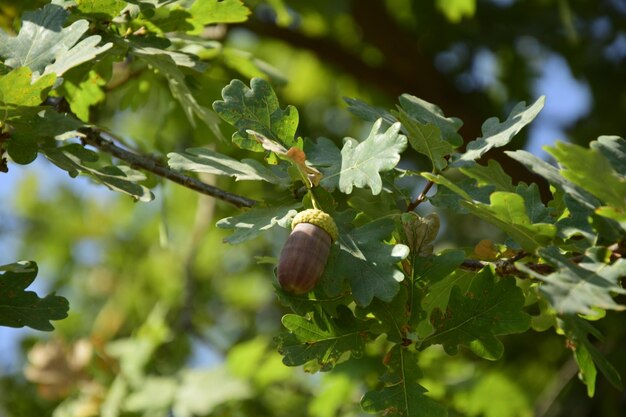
[1,0,626,416]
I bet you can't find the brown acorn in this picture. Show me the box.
[277,209,338,294]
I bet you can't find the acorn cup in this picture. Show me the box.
[277,209,338,294]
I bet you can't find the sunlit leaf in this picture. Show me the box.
[398,94,463,147]
[452,97,544,167]
[189,0,251,26]
[517,246,626,315]
[168,147,290,185]
[545,141,626,209]
[396,108,455,171]
[213,77,299,153]
[506,149,600,209]
[422,267,531,360]
[0,4,112,77]
[216,203,300,244]
[336,119,407,195]
[459,159,515,192]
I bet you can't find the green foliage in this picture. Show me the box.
[0,4,111,77]
[451,96,545,167]
[1,2,626,417]
[421,267,531,360]
[0,261,68,331]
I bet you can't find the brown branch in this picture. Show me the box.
[460,255,556,278]
[81,128,257,208]
[407,179,434,211]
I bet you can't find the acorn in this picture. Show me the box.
[277,209,338,294]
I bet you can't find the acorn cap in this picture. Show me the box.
[291,209,338,242]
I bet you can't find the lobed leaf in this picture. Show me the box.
[275,305,371,371]
[213,78,299,153]
[216,203,300,244]
[591,135,626,176]
[361,345,447,417]
[517,246,626,315]
[189,0,251,26]
[452,96,544,167]
[344,96,397,125]
[396,108,455,171]
[505,149,600,209]
[305,137,343,191]
[398,94,463,147]
[0,4,112,77]
[545,141,626,209]
[43,143,154,201]
[459,159,515,192]
[133,47,220,135]
[422,267,531,360]
[559,316,623,396]
[323,215,409,306]
[425,173,556,252]
[0,261,69,331]
[167,148,290,186]
[336,119,407,195]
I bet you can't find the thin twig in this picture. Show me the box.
[80,128,257,208]
[407,179,434,211]
[459,255,556,278]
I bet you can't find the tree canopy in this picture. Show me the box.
[1,1,625,417]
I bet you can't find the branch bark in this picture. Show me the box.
[80,128,257,209]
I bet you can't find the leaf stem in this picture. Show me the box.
[81,128,257,208]
[407,179,434,211]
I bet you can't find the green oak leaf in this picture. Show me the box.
[555,194,595,241]
[462,192,556,252]
[213,78,299,154]
[305,136,342,191]
[361,345,447,417]
[505,149,600,209]
[425,173,555,251]
[0,67,56,107]
[167,148,289,186]
[343,97,397,125]
[274,305,371,371]
[591,136,626,176]
[515,182,552,223]
[5,106,84,165]
[422,267,531,360]
[132,47,220,135]
[595,206,626,231]
[60,70,106,122]
[396,108,455,171]
[413,251,467,339]
[459,159,515,192]
[189,0,251,26]
[0,4,112,77]
[452,96,544,167]
[398,94,463,147]
[0,261,69,331]
[324,216,409,306]
[336,119,407,195]
[559,316,622,396]
[216,203,300,244]
[545,141,626,209]
[42,144,154,201]
[75,0,127,19]
[427,175,493,213]
[517,246,626,315]
[356,286,409,343]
